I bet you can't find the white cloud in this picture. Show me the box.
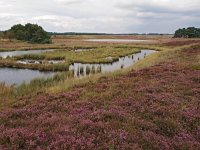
[0,0,200,33]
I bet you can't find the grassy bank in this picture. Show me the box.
[0,42,195,105]
[17,47,142,63]
[0,44,159,107]
[0,42,190,107]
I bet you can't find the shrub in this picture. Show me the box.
[174,27,200,38]
[4,23,52,44]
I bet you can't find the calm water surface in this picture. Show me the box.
[69,50,156,77]
[0,68,55,85]
[0,49,54,58]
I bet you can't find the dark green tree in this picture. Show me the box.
[174,27,200,38]
[5,23,51,43]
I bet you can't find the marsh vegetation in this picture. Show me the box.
[0,35,200,149]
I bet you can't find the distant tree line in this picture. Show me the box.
[3,23,51,43]
[174,27,200,38]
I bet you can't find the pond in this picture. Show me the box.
[0,49,54,58]
[85,39,150,43]
[0,50,156,85]
[69,50,156,77]
[0,68,55,85]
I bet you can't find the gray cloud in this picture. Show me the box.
[0,0,200,33]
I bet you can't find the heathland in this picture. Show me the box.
[0,35,199,149]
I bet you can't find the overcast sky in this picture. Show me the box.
[0,0,200,33]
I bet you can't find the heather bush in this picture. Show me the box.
[0,46,200,149]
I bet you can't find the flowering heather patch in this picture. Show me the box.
[0,47,200,149]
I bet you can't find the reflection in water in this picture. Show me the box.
[0,49,54,58]
[0,68,55,85]
[69,50,156,77]
[0,50,156,85]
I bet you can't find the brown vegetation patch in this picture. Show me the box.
[163,39,200,47]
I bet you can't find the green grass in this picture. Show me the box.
[0,46,142,71]
[21,47,142,63]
